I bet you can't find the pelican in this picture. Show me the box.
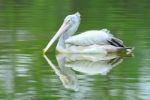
[43,12,132,54]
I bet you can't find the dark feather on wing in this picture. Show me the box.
[107,38,124,47]
[111,38,124,47]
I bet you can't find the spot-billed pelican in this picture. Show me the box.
[43,12,132,54]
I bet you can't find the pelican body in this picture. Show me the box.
[43,12,132,54]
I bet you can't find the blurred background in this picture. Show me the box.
[0,0,150,100]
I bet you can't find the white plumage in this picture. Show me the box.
[65,29,114,46]
[43,12,132,54]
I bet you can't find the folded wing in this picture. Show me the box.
[65,29,124,47]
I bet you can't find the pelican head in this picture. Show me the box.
[43,12,81,53]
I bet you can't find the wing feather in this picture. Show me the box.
[65,28,124,47]
[108,37,124,47]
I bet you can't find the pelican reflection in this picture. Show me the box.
[43,53,132,91]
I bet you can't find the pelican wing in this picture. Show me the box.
[107,37,124,47]
[65,29,124,47]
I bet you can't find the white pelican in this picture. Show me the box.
[43,12,132,54]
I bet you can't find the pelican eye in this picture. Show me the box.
[65,19,71,24]
[70,17,76,23]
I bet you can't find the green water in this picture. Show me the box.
[0,0,150,100]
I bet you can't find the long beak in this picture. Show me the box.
[43,21,71,53]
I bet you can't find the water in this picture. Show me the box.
[0,0,150,100]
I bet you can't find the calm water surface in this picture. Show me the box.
[0,0,150,100]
